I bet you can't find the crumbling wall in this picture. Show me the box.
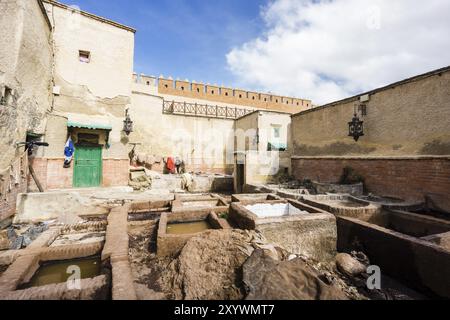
[0,0,53,169]
[26,1,137,189]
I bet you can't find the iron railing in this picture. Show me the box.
[163,100,254,120]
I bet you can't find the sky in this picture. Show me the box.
[67,0,450,105]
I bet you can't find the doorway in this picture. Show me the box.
[73,145,102,188]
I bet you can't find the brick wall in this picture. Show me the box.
[157,78,312,114]
[30,158,129,191]
[292,157,450,202]
[103,159,129,187]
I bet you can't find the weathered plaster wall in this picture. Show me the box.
[43,1,134,99]
[291,69,450,157]
[0,0,53,169]
[41,1,135,162]
[38,2,134,180]
[291,68,450,203]
[235,112,259,152]
[259,112,291,151]
[234,111,292,186]
[130,85,236,174]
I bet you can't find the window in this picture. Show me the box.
[225,92,228,96]
[239,94,242,98]
[211,90,214,95]
[146,81,150,85]
[165,84,169,88]
[358,104,367,116]
[181,86,184,91]
[273,127,281,138]
[79,50,91,63]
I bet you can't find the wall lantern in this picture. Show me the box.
[348,105,365,142]
[123,108,133,136]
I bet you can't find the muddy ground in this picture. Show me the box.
[128,220,174,300]
[0,264,8,278]
[127,218,427,301]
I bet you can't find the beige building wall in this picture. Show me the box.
[234,111,292,186]
[41,0,135,161]
[130,82,236,174]
[0,0,53,169]
[291,68,450,157]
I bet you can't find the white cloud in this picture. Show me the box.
[226,0,450,105]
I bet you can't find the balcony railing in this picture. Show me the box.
[163,100,254,120]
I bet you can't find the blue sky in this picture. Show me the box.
[64,0,450,104]
[68,0,267,87]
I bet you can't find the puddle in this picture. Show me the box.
[20,256,101,289]
[166,221,212,235]
[245,203,309,218]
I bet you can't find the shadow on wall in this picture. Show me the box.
[419,140,450,155]
[294,142,377,157]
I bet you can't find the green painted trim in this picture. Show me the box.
[67,121,112,131]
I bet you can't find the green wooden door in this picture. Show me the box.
[73,146,102,188]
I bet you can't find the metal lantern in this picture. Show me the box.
[123,109,133,136]
[348,113,364,142]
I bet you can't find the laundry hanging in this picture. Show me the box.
[64,137,75,168]
[166,157,175,174]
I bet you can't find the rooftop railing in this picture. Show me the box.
[163,100,254,120]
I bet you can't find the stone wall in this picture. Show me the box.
[0,0,53,169]
[292,157,450,202]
